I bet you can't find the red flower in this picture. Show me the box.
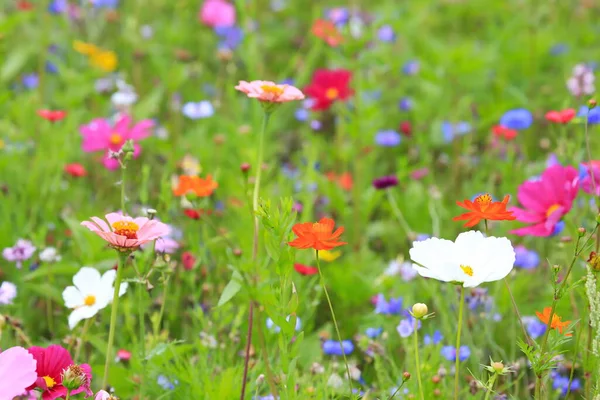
[399,121,412,137]
[545,108,576,124]
[311,19,343,47]
[116,349,131,361]
[27,345,93,400]
[17,1,34,10]
[294,263,318,275]
[326,171,353,191]
[183,208,212,219]
[304,69,353,111]
[288,217,347,251]
[37,110,67,122]
[492,125,517,141]
[64,163,87,177]
[182,251,196,270]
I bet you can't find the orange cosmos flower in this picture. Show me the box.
[536,307,572,336]
[288,217,347,251]
[311,19,344,47]
[173,175,218,197]
[452,193,516,228]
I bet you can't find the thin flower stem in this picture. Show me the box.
[240,302,254,400]
[65,390,71,400]
[386,189,413,238]
[413,318,425,400]
[155,272,170,337]
[483,374,497,400]
[120,160,127,214]
[102,252,128,389]
[388,378,408,399]
[454,286,465,400]
[74,318,93,363]
[566,311,585,398]
[316,251,354,397]
[137,283,146,399]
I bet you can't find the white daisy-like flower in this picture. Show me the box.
[39,247,61,263]
[62,267,128,330]
[409,231,515,288]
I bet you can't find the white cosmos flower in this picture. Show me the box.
[62,267,128,330]
[409,231,515,288]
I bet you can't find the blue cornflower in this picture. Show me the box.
[514,245,540,269]
[442,121,472,142]
[552,221,565,236]
[416,233,430,241]
[266,316,302,333]
[399,97,412,111]
[374,294,403,315]
[552,372,580,396]
[310,120,322,130]
[549,43,568,56]
[524,317,546,339]
[397,318,415,338]
[423,330,443,345]
[92,0,119,8]
[578,105,600,124]
[46,61,59,74]
[366,327,383,338]
[327,7,350,26]
[182,101,214,119]
[157,375,178,390]
[215,25,244,50]
[402,60,420,75]
[377,25,396,42]
[375,130,401,146]
[22,74,39,89]
[441,345,470,362]
[295,108,309,121]
[499,109,533,130]
[323,339,354,356]
[48,0,67,13]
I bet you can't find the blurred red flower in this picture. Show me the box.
[304,69,353,111]
[182,251,196,270]
[545,108,576,124]
[492,125,517,141]
[38,109,67,122]
[64,163,87,177]
[311,19,343,47]
[294,263,318,275]
[399,121,412,137]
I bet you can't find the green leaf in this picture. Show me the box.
[1,46,33,82]
[217,270,243,307]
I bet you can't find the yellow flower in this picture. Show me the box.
[317,250,341,262]
[0,139,5,150]
[90,50,118,72]
[73,40,100,56]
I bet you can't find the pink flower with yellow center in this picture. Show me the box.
[80,114,154,170]
[510,165,579,237]
[235,80,305,103]
[81,212,170,251]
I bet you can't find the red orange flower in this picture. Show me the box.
[311,19,343,47]
[288,217,347,251]
[326,171,353,191]
[173,175,218,197]
[545,108,576,124]
[64,163,87,177]
[492,125,517,141]
[304,69,353,111]
[38,109,67,122]
[453,193,516,227]
[536,307,572,336]
[294,263,318,275]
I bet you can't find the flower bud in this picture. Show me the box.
[411,303,428,319]
[491,361,504,374]
[121,139,135,154]
[146,208,157,220]
[402,371,411,381]
[61,364,88,391]
[240,163,251,174]
[589,99,597,109]
[578,227,586,237]
[256,374,265,385]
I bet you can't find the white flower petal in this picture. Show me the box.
[73,267,102,295]
[68,306,100,330]
[409,237,458,282]
[63,286,84,308]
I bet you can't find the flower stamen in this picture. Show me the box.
[261,85,284,97]
[109,133,123,145]
[84,295,96,306]
[546,203,561,217]
[474,193,492,211]
[325,88,339,100]
[111,221,139,239]
[43,376,56,388]
[460,264,474,277]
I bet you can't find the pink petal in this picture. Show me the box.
[511,222,553,237]
[128,120,154,140]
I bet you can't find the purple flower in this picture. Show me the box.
[215,25,244,50]
[524,317,546,339]
[499,109,533,130]
[580,164,600,196]
[578,105,600,125]
[377,25,396,42]
[374,294,403,315]
[48,0,68,13]
[310,120,322,130]
[397,319,414,338]
[442,121,472,142]
[423,330,443,345]
[402,60,420,75]
[327,7,350,25]
[295,108,309,122]
[3,239,36,269]
[375,130,401,147]
[157,375,178,390]
[93,0,119,8]
[441,345,470,362]
[22,74,39,90]
[399,261,418,281]
[0,281,17,305]
[323,339,354,356]
[399,97,412,111]
[155,237,180,254]
[372,175,399,190]
[366,327,383,338]
[514,245,540,269]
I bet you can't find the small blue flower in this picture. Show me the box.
[514,245,540,269]
[46,61,59,74]
[366,327,383,338]
[441,345,470,362]
[182,101,214,119]
[48,0,68,13]
[402,60,420,75]
[423,330,443,345]
[499,109,533,130]
[549,43,568,56]
[399,97,412,111]
[295,108,309,121]
[323,339,354,356]
[552,220,565,236]
[546,153,561,168]
[22,74,39,90]
[578,105,600,125]
[266,316,302,333]
[327,7,350,26]
[310,120,322,130]
[215,25,244,50]
[93,0,119,8]
[375,130,401,147]
[397,318,415,338]
[416,233,430,241]
[374,294,403,315]
[377,25,396,42]
[524,317,546,339]
[442,121,472,142]
[157,375,178,390]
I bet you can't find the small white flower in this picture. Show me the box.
[327,373,344,389]
[409,231,515,288]
[348,365,361,381]
[39,247,61,263]
[62,267,128,330]
[0,281,17,305]
[182,101,214,119]
[111,80,138,109]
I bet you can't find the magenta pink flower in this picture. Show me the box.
[235,80,305,103]
[510,165,579,237]
[580,161,600,196]
[0,346,38,399]
[81,212,170,251]
[80,114,154,170]
[199,0,236,28]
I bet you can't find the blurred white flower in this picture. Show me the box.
[39,247,61,263]
[140,24,154,39]
[111,80,138,110]
[567,63,595,97]
[182,101,214,119]
[327,373,344,389]
[0,281,17,304]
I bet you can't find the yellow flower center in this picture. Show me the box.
[111,221,140,239]
[474,193,492,211]
[84,295,96,306]
[260,85,284,97]
[460,264,474,277]
[43,376,56,388]
[546,203,561,217]
[109,133,123,145]
[325,88,339,100]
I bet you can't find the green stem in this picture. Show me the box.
[483,374,497,400]
[566,311,585,398]
[120,161,127,214]
[65,390,71,400]
[74,318,92,363]
[316,251,354,397]
[386,189,413,239]
[454,286,465,400]
[413,318,425,400]
[102,252,128,388]
[138,283,146,398]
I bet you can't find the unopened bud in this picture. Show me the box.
[256,374,265,385]
[146,208,157,219]
[492,361,504,374]
[61,364,88,391]
[431,375,441,384]
[578,227,586,237]
[240,163,251,173]
[411,303,428,319]
[402,371,411,381]
[589,99,597,109]
[433,389,442,397]
[122,139,135,154]
[233,248,242,257]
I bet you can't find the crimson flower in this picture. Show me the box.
[304,69,353,111]
[38,110,67,122]
[545,108,576,124]
[294,263,318,275]
[64,163,87,177]
[492,125,518,141]
[399,121,412,137]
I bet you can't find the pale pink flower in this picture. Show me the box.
[81,212,170,251]
[80,114,154,170]
[0,346,38,400]
[95,390,114,400]
[199,0,236,28]
[235,80,305,103]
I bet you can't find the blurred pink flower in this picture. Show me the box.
[80,114,154,170]
[199,0,236,28]
[81,212,170,251]
[0,346,38,399]
[95,390,114,400]
[510,165,579,237]
[235,80,305,103]
[581,162,600,196]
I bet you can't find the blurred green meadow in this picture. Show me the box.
[1,0,600,399]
